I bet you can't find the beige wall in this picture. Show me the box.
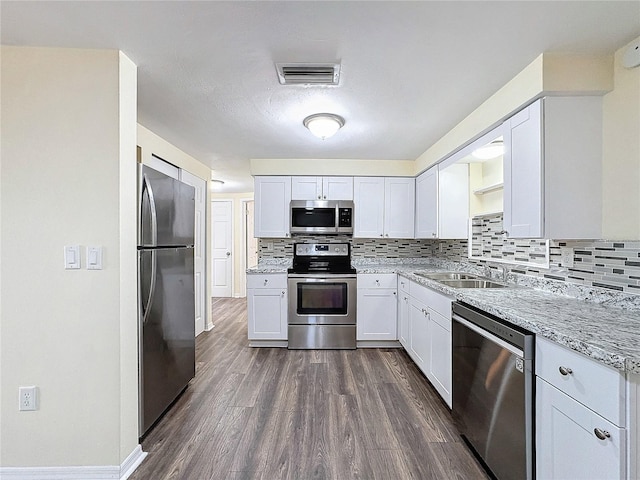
[414,53,613,175]
[251,158,414,176]
[602,36,640,239]
[137,125,213,328]
[1,46,138,467]
[211,192,254,297]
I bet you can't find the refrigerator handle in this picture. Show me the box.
[141,174,159,246]
[142,250,157,325]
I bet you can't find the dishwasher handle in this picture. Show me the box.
[453,313,524,358]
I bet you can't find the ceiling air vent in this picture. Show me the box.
[276,63,341,85]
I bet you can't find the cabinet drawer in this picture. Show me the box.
[357,273,397,289]
[397,276,411,295]
[246,273,288,289]
[409,282,452,319]
[536,336,625,426]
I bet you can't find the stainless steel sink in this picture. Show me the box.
[438,279,509,289]
[414,271,480,281]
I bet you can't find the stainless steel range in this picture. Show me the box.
[287,243,357,349]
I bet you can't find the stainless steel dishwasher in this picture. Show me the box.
[452,302,534,480]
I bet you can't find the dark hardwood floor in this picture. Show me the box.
[130,297,489,480]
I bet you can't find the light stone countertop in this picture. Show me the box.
[356,261,640,374]
[247,258,640,373]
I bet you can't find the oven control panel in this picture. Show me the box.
[294,243,350,257]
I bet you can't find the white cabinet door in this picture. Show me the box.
[323,176,353,200]
[408,296,430,371]
[291,176,353,200]
[353,177,385,238]
[438,163,469,239]
[427,308,452,407]
[415,166,438,239]
[291,176,321,200]
[254,176,292,238]
[504,99,543,238]
[356,287,398,341]
[398,292,410,349]
[247,287,287,340]
[536,378,625,480]
[384,177,415,239]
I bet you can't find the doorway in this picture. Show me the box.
[211,200,233,297]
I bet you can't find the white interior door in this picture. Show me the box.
[179,170,207,336]
[212,200,233,297]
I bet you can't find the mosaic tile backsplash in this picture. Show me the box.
[258,232,640,295]
[258,235,433,259]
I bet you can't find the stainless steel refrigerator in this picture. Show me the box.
[138,164,196,437]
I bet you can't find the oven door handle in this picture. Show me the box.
[288,274,357,279]
[453,314,523,357]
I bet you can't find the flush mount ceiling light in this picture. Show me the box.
[472,139,504,160]
[303,113,345,140]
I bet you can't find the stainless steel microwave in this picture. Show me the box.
[290,200,354,235]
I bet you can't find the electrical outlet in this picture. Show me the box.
[266,242,274,252]
[560,247,574,268]
[19,386,38,411]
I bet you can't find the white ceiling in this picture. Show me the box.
[2,1,639,192]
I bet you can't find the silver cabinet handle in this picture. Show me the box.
[559,366,573,376]
[385,233,389,237]
[375,279,380,284]
[393,291,396,295]
[318,195,321,199]
[594,428,611,440]
[323,195,326,199]
[281,291,285,296]
[226,251,231,257]
[263,279,268,286]
[380,234,384,237]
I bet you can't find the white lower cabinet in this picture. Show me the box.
[427,308,452,405]
[536,377,624,480]
[402,276,453,407]
[357,274,397,342]
[397,277,410,348]
[408,296,430,370]
[247,273,287,341]
[535,336,632,479]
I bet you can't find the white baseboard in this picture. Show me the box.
[205,322,215,331]
[0,445,147,480]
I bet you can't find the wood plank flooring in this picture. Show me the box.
[130,297,489,480]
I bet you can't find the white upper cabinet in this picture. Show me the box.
[415,166,438,239]
[384,177,415,238]
[504,97,603,239]
[438,163,469,239]
[254,176,291,238]
[415,163,469,240]
[353,177,385,237]
[291,176,353,200]
[353,177,415,238]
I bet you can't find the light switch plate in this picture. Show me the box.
[64,245,81,269]
[86,246,103,270]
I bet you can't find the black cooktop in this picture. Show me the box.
[288,242,356,274]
